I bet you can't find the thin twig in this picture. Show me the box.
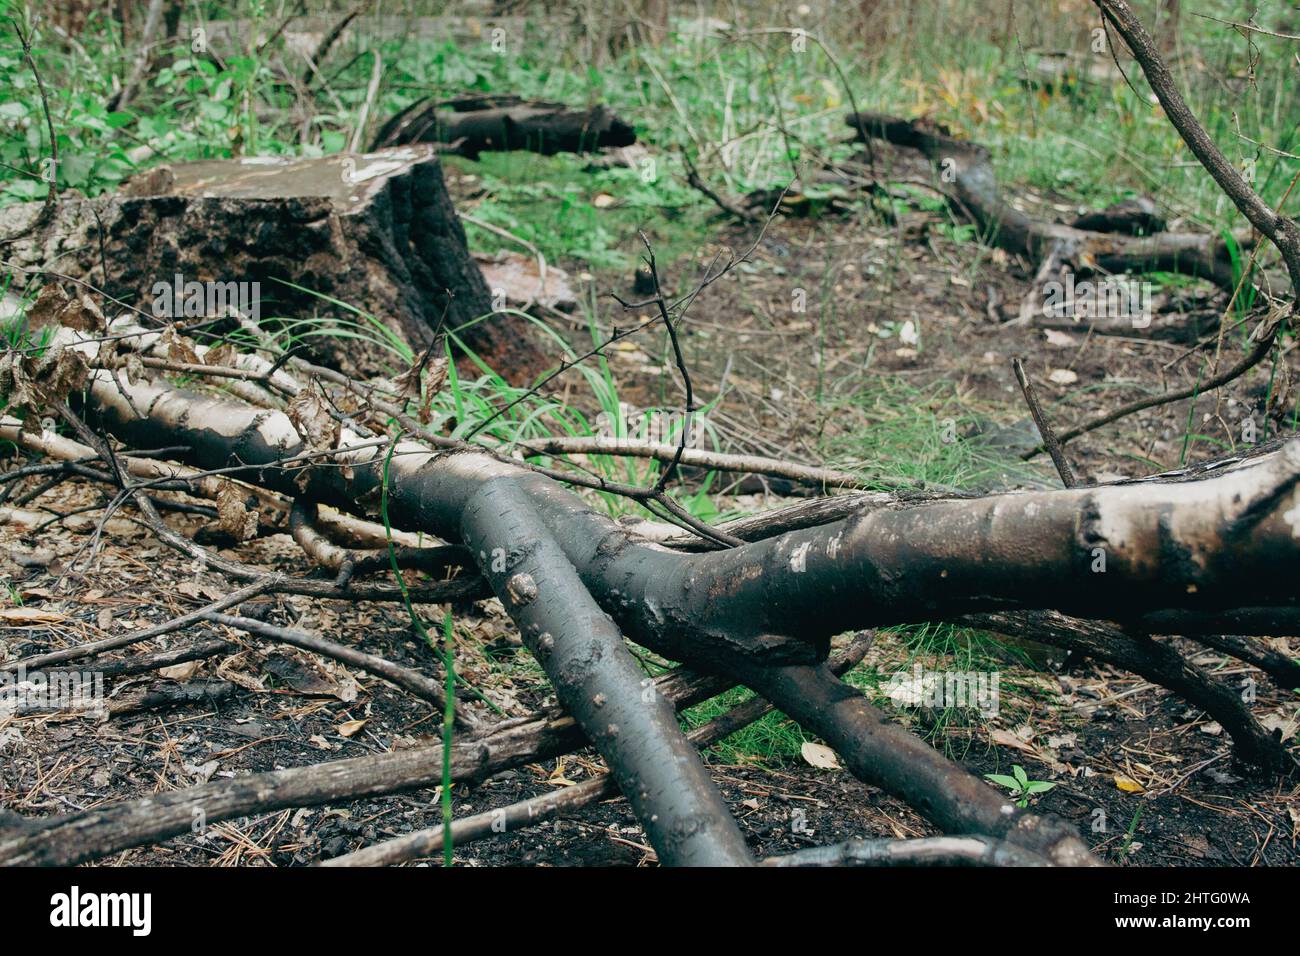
[1012,357,1077,487]
[1,17,58,245]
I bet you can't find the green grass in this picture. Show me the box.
[817,375,1050,491]
[681,621,1049,766]
[2,3,1295,271]
[452,151,710,272]
[194,297,743,526]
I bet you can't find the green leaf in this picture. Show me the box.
[2,178,46,201]
[1025,781,1057,794]
[984,773,1020,790]
[198,100,229,121]
[1012,765,1029,787]
[320,129,345,153]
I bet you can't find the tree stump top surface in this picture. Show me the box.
[123,146,437,208]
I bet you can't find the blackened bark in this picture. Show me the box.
[372,96,636,158]
[457,479,753,865]
[846,111,1252,294]
[1185,632,1300,690]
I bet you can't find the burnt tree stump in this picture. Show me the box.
[0,146,543,379]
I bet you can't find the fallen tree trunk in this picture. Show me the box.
[845,111,1259,299]
[371,95,636,158]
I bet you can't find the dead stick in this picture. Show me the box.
[203,612,467,723]
[39,637,234,681]
[760,835,1050,867]
[1012,357,1076,487]
[106,679,234,717]
[1032,310,1286,455]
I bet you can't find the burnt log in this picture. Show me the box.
[372,95,636,158]
[845,111,1261,300]
[1070,196,1166,235]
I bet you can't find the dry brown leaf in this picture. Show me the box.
[286,390,341,453]
[177,580,204,599]
[203,342,237,368]
[1114,773,1145,793]
[0,606,67,625]
[160,661,202,681]
[392,340,449,425]
[215,481,259,541]
[159,326,202,365]
[337,718,368,738]
[1261,710,1298,741]
[800,741,842,770]
[0,343,89,421]
[989,727,1037,753]
[26,284,105,333]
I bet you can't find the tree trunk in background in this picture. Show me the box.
[1158,0,1180,53]
[635,0,670,45]
[45,0,98,35]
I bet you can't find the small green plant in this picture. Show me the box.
[1221,230,1258,327]
[984,765,1056,807]
[1118,804,1145,861]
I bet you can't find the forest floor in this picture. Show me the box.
[2,148,1298,867]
